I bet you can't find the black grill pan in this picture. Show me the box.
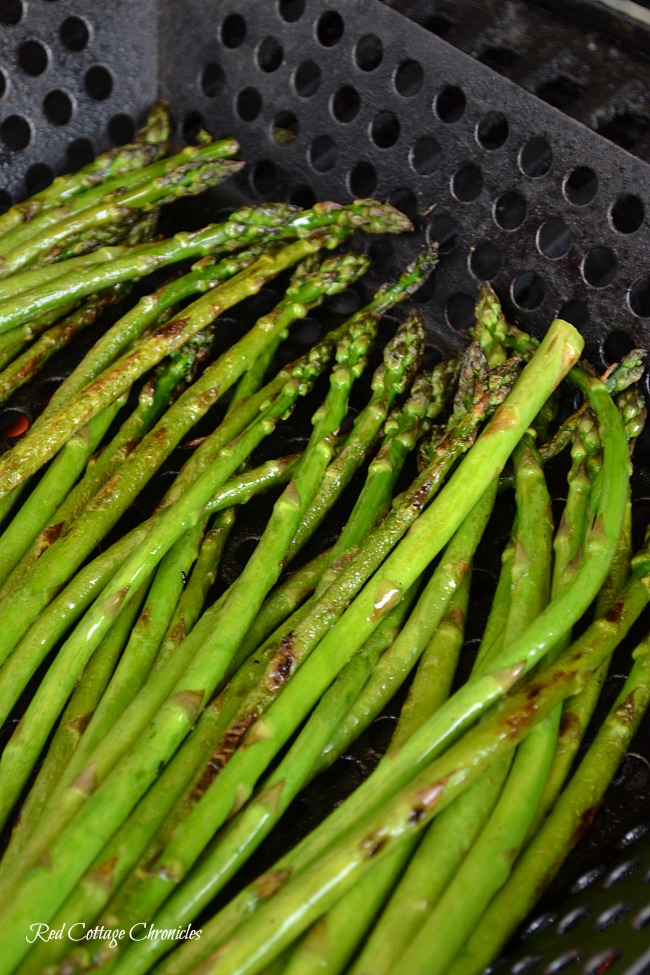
[1,1,650,972]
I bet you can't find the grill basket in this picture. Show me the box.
[1,1,650,972]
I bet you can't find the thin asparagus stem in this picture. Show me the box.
[0,102,172,239]
[185,555,650,975]
[448,626,650,975]
[0,248,370,668]
[0,137,239,265]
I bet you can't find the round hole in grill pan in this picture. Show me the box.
[370,110,399,148]
[602,329,636,366]
[582,246,617,289]
[348,159,376,196]
[427,212,459,254]
[629,277,650,318]
[257,36,283,73]
[309,134,337,172]
[610,193,645,235]
[0,190,11,215]
[221,12,247,48]
[17,40,49,77]
[331,84,360,122]
[59,15,90,52]
[0,0,22,25]
[564,166,598,206]
[0,114,30,151]
[435,84,466,122]
[511,270,546,310]
[293,59,321,97]
[181,110,205,144]
[236,86,262,121]
[24,161,54,195]
[272,110,298,146]
[519,135,553,178]
[65,136,94,170]
[445,291,475,329]
[632,903,650,929]
[410,134,442,176]
[278,0,305,22]
[354,33,383,71]
[107,113,135,145]
[84,65,113,101]
[494,189,527,230]
[43,89,73,126]
[476,110,509,150]
[200,62,226,99]
[394,58,424,97]
[537,218,572,259]
[386,187,417,222]
[0,69,6,99]
[452,161,483,201]
[288,183,315,207]
[469,240,501,280]
[555,906,593,935]
[316,9,344,47]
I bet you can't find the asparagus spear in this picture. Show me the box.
[2,579,149,867]
[448,626,650,975]
[202,349,520,790]
[158,326,622,962]
[0,293,398,961]
[0,200,408,339]
[280,571,473,975]
[0,202,407,498]
[0,286,129,405]
[12,324,580,975]
[0,102,172,239]
[344,434,550,975]
[530,387,644,826]
[0,319,351,830]
[0,248,370,669]
[95,482,491,974]
[0,333,212,591]
[187,554,650,975]
[0,136,239,264]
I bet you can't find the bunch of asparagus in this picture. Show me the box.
[0,116,648,975]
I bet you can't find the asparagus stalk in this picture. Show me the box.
[207,349,521,782]
[36,599,417,975]
[0,200,408,339]
[4,260,397,832]
[0,324,345,831]
[0,330,213,591]
[0,201,406,497]
[186,557,650,975]
[0,293,388,959]
[100,488,492,972]
[0,248,370,669]
[163,327,628,962]
[0,287,129,405]
[2,580,149,867]
[0,396,126,589]
[530,387,644,826]
[0,102,172,239]
[264,555,473,975]
[285,311,426,560]
[43,327,581,975]
[0,136,239,264]
[347,433,551,975]
[448,626,650,975]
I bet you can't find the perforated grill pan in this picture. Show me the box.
[1,1,650,972]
